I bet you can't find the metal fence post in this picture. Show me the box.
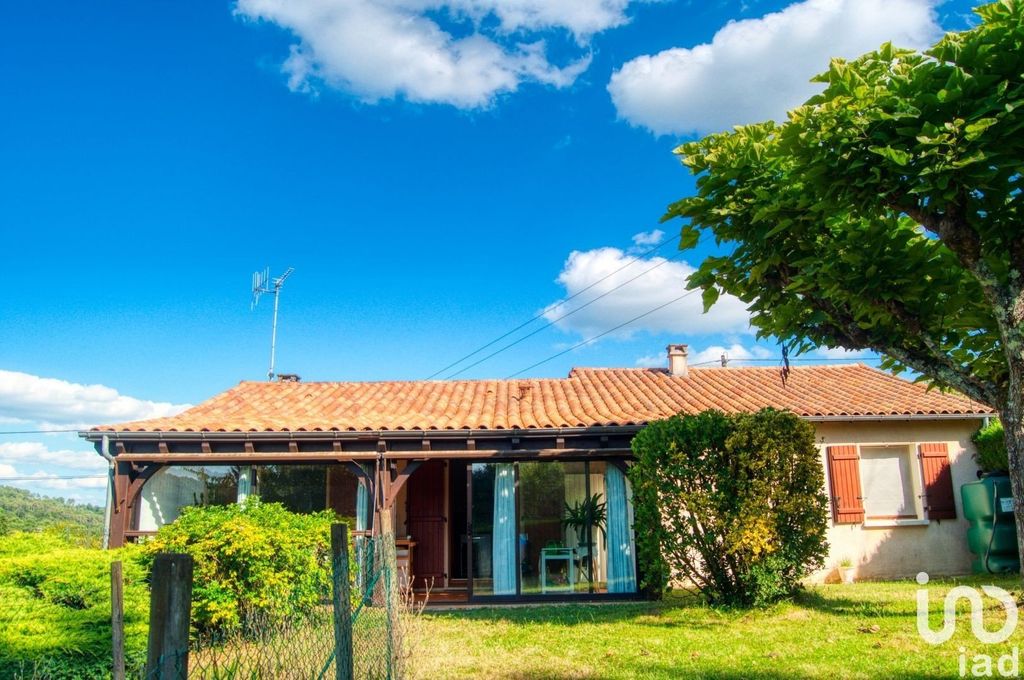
[146,553,194,680]
[111,560,125,680]
[331,523,355,680]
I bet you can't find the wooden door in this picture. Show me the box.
[406,460,447,589]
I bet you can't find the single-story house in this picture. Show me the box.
[80,344,992,602]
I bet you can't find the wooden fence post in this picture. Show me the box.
[146,553,193,680]
[111,560,125,680]
[331,523,355,680]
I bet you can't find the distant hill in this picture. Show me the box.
[0,485,104,536]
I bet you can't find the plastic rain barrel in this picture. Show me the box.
[961,474,1020,574]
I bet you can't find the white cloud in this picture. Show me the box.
[0,370,191,429]
[0,442,106,471]
[631,229,664,247]
[814,345,870,360]
[636,343,775,368]
[236,0,640,108]
[10,471,107,491]
[0,463,107,505]
[688,343,774,366]
[608,0,941,135]
[543,245,751,339]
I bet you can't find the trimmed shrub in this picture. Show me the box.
[140,499,350,633]
[0,529,149,680]
[973,420,1009,474]
[630,408,829,607]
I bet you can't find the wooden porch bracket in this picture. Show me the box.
[386,460,424,506]
[125,464,161,510]
[109,461,161,549]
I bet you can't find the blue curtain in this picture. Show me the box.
[605,465,637,593]
[356,481,369,532]
[492,464,517,595]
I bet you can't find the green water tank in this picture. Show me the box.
[961,474,1020,574]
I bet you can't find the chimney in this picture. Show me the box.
[667,344,689,377]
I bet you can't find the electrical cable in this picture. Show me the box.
[425,231,686,379]
[505,288,701,379]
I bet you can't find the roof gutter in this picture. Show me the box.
[78,412,990,443]
[79,424,645,443]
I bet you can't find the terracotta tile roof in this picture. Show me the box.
[91,364,991,434]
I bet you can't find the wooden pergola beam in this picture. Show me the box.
[112,448,633,465]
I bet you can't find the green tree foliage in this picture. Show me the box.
[974,420,1010,473]
[0,485,104,536]
[0,530,148,679]
[629,409,828,606]
[141,499,350,633]
[665,2,1024,561]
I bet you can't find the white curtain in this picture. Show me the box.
[138,467,206,531]
[492,464,517,595]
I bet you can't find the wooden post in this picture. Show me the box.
[111,560,125,680]
[146,554,193,680]
[331,523,354,680]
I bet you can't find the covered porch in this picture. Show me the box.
[92,427,642,603]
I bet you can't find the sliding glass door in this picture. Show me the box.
[468,459,636,599]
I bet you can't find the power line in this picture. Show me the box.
[506,288,701,379]
[426,231,684,379]
[689,356,883,367]
[444,252,686,380]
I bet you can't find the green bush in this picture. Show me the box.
[629,408,829,607]
[141,499,350,633]
[973,420,1009,474]
[0,529,148,680]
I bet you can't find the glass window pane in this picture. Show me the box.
[519,461,590,596]
[860,446,916,519]
[470,463,502,596]
[326,465,360,523]
[470,463,518,596]
[255,465,327,514]
[138,465,239,531]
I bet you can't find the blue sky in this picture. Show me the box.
[0,0,979,503]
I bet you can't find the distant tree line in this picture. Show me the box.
[0,485,104,536]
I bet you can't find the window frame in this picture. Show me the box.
[857,443,924,524]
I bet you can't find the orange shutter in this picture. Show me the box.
[827,445,865,524]
[919,443,957,520]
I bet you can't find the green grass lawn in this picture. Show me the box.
[410,576,1024,679]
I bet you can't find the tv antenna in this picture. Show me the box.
[251,267,295,381]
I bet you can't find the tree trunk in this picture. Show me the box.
[1001,379,1024,577]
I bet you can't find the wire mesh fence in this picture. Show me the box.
[144,531,405,680]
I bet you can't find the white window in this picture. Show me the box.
[859,445,919,520]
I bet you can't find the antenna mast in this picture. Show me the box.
[251,267,295,381]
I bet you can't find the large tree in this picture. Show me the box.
[666,1,1024,562]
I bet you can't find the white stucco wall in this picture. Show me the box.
[810,418,986,583]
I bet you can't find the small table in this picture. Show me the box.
[539,547,575,594]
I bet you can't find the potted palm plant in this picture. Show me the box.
[563,493,607,583]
